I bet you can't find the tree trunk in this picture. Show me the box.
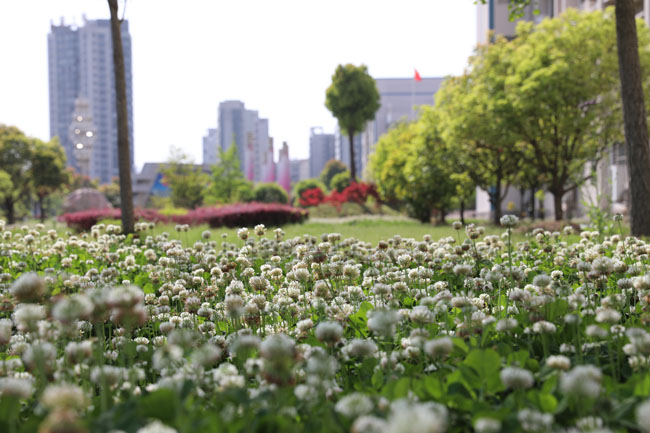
[5,198,14,225]
[616,0,650,236]
[530,186,536,221]
[108,0,135,235]
[460,200,465,225]
[38,195,46,223]
[519,187,525,218]
[348,131,357,182]
[491,180,502,226]
[552,189,564,221]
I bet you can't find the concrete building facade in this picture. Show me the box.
[334,77,443,179]
[309,127,336,178]
[217,100,270,182]
[48,17,134,184]
[202,128,219,166]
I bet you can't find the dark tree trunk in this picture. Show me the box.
[348,131,357,181]
[38,195,46,223]
[459,200,465,225]
[5,198,14,225]
[529,186,536,221]
[490,179,502,226]
[108,0,135,235]
[552,189,564,221]
[519,187,525,218]
[616,0,650,236]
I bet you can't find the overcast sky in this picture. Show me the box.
[0,0,477,169]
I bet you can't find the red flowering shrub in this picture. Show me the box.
[179,203,308,228]
[58,208,170,231]
[60,203,308,231]
[341,182,380,204]
[299,188,325,207]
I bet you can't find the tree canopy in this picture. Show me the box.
[325,64,380,180]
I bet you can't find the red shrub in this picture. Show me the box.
[341,182,380,204]
[299,188,325,207]
[59,203,308,231]
[58,208,170,231]
[179,202,308,228]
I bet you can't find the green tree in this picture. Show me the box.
[108,0,135,234]
[477,0,650,235]
[435,37,521,225]
[31,138,68,222]
[325,64,380,181]
[0,125,33,224]
[253,183,289,204]
[368,118,456,223]
[208,143,253,204]
[505,10,627,220]
[97,177,121,208]
[161,147,209,209]
[319,159,348,190]
[330,171,351,192]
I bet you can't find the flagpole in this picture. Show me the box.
[411,70,415,120]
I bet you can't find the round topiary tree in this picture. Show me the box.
[319,160,348,190]
[330,171,352,192]
[253,182,289,204]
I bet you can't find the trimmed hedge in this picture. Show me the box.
[58,203,308,230]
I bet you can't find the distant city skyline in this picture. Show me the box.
[0,0,477,169]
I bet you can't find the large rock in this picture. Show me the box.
[63,188,113,214]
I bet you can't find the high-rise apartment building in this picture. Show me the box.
[309,127,336,178]
[202,128,219,166]
[48,17,134,184]
[217,100,270,182]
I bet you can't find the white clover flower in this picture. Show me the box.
[335,392,374,418]
[13,303,46,332]
[41,383,88,411]
[517,408,553,433]
[637,399,650,433]
[546,355,571,371]
[386,399,448,433]
[0,377,33,399]
[352,415,388,433]
[367,309,400,338]
[595,308,621,324]
[0,318,12,345]
[10,273,46,302]
[136,420,178,433]
[410,306,434,325]
[495,318,518,332]
[560,365,602,399]
[424,337,453,359]
[474,417,502,433]
[296,318,314,334]
[344,339,378,358]
[500,366,534,390]
[500,214,519,228]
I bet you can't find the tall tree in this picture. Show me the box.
[325,64,380,181]
[208,143,254,204]
[435,36,521,225]
[161,147,209,209]
[477,0,650,233]
[108,0,135,234]
[616,0,650,235]
[0,125,33,224]
[31,138,68,222]
[505,10,622,221]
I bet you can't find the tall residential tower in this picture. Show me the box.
[48,17,134,184]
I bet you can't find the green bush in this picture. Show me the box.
[253,182,289,204]
[330,171,352,192]
[319,159,348,189]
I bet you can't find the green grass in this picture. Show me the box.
[145,217,514,247]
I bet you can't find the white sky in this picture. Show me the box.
[0,0,477,170]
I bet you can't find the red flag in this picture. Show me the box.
[414,69,422,82]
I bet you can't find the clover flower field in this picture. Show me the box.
[2,217,650,433]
